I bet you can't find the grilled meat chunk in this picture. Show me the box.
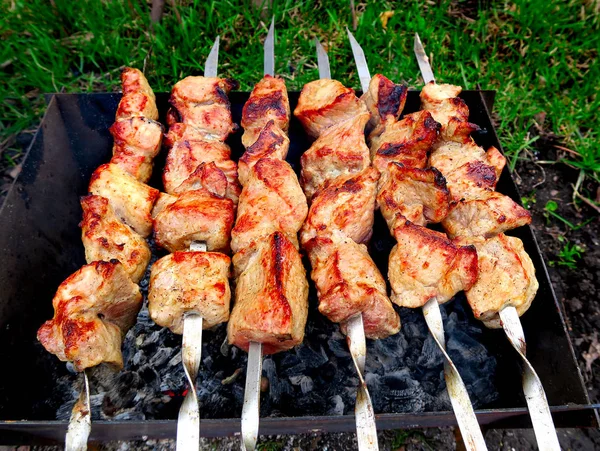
[388,220,478,308]
[370,111,440,173]
[305,231,400,339]
[420,82,468,127]
[294,79,368,139]
[115,67,158,121]
[300,112,371,200]
[228,232,309,354]
[377,164,450,229]
[455,234,538,329]
[238,120,290,185]
[80,195,151,283]
[231,158,308,253]
[241,75,290,147]
[167,76,238,140]
[109,116,163,183]
[361,73,408,136]
[301,167,379,245]
[148,251,231,335]
[89,163,159,237]
[37,261,142,371]
[442,190,531,238]
[154,189,235,253]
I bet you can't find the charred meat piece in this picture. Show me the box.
[300,112,371,200]
[420,82,468,125]
[231,158,308,253]
[149,251,231,335]
[37,261,142,371]
[377,163,450,229]
[305,231,400,339]
[154,188,235,253]
[238,120,290,185]
[301,167,379,245]
[388,220,478,308]
[455,234,538,329]
[361,73,408,136]
[370,111,440,173]
[109,116,163,183]
[167,76,239,140]
[241,75,290,147]
[442,190,531,238]
[228,231,308,354]
[294,79,368,139]
[115,67,158,121]
[89,163,159,237]
[80,195,151,283]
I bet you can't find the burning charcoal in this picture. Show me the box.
[328,395,345,416]
[290,375,314,394]
[371,333,409,372]
[279,353,307,378]
[168,352,182,367]
[416,334,444,369]
[149,347,174,367]
[113,409,145,421]
[327,333,351,359]
[262,358,292,404]
[296,343,329,368]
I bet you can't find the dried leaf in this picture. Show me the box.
[380,11,394,30]
[583,332,600,373]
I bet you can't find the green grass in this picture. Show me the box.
[1,0,599,196]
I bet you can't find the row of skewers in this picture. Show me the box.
[36,22,559,451]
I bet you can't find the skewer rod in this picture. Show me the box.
[242,341,263,451]
[65,369,91,451]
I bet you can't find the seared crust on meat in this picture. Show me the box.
[377,163,450,229]
[149,252,231,334]
[455,234,538,328]
[37,261,142,371]
[89,163,159,237]
[301,167,379,245]
[361,74,408,136]
[231,158,308,253]
[80,195,151,283]
[294,79,368,139]
[228,232,308,354]
[116,68,158,121]
[154,189,235,253]
[388,220,478,308]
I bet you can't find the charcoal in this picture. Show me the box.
[296,343,328,368]
[416,334,444,369]
[263,358,292,404]
[327,336,350,359]
[328,395,345,416]
[149,347,174,367]
[280,353,307,378]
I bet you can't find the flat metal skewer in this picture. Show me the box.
[316,37,379,451]
[413,32,559,451]
[65,369,91,451]
[348,28,487,451]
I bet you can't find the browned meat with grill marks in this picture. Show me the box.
[371,111,440,173]
[167,76,239,140]
[152,192,177,218]
[89,163,159,237]
[300,112,371,200]
[304,231,400,339]
[238,120,290,185]
[109,116,163,183]
[241,75,290,147]
[80,195,151,283]
[361,74,408,137]
[294,79,368,139]
[377,163,450,229]
[442,190,531,238]
[154,188,234,253]
[37,260,142,371]
[300,167,378,245]
[115,68,158,121]
[228,231,308,354]
[388,220,478,308]
[231,158,308,253]
[148,251,231,335]
[455,234,538,328]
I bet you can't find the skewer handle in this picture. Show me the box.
[346,314,379,451]
[422,298,488,451]
[242,341,263,451]
[499,306,560,451]
[65,369,91,451]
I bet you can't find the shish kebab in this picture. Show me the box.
[294,41,401,450]
[413,34,559,450]
[345,32,487,449]
[37,68,163,450]
[227,19,309,451]
[147,37,239,450]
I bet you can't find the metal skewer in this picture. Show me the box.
[65,369,91,451]
[347,28,487,451]
[413,32,559,451]
[175,36,221,451]
[315,37,379,451]
[240,17,274,451]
